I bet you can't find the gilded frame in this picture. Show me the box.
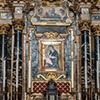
[39,39,65,72]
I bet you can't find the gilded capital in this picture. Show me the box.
[0,24,12,35]
[12,19,25,31]
[79,20,91,31]
[92,25,100,36]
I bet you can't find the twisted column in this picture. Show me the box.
[12,19,25,100]
[0,24,12,100]
[79,20,91,100]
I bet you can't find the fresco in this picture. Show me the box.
[37,7,66,20]
[30,1,71,24]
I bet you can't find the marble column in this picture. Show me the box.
[12,19,25,100]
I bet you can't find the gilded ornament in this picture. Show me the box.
[44,32,58,39]
[79,20,91,31]
[35,34,43,38]
[46,72,57,81]
[37,72,66,82]
[92,25,100,36]
[37,74,47,81]
[0,24,12,35]
[41,0,63,6]
[60,34,68,38]
[12,19,25,30]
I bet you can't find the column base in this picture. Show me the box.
[28,88,31,100]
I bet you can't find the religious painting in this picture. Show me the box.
[39,39,64,72]
[37,7,67,20]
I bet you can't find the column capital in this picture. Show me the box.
[79,20,91,31]
[0,24,12,35]
[92,25,100,36]
[12,19,25,31]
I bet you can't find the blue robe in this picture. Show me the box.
[49,50,59,68]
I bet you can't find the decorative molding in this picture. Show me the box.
[44,32,58,39]
[60,34,68,38]
[35,32,68,39]
[37,72,66,81]
[90,2,100,14]
[12,19,25,30]
[40,0,64,6]
[37,74,47,81]
[35,33,43,38]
